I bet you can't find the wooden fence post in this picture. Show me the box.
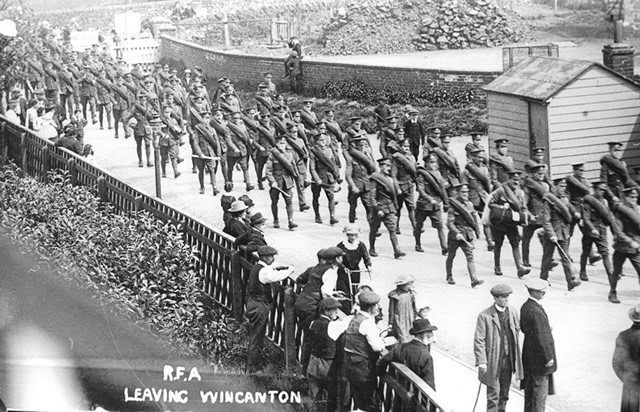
[20,133,27,174]
[230,251,244,321]
[0,122,6,164]
[134,195,143,213]
[97,176,108,203]
[284,285,297,372]
[68,158,77,185]
[42,145,51,182]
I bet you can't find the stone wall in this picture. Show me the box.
[160,35,502,99]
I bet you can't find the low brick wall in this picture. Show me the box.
[160,35,501,99]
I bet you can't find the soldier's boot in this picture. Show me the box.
[609,271,621,303]
[413,228,424,252]
[445,255,455,284]
[390,231,405,259]
[136,145,143,167]
[171,158,181,179]
[395,213,402,235]
[437,227,448,255]
[408,209,416,233]
[313,197,322,223]
[484,224,494,251]
[145,145,153,167]
[329,199,338,225]
[243,169,254,191]
[494,246,503,276]
[369,232,377,257]
[107,111,112,129]
[579,253,589,281]
[513,247,530,278]
[470,265,484,288]
[161,162,167,178]
[286,204,297,230]
[271,204,279,228]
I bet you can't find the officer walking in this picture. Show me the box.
[368,158,405,259]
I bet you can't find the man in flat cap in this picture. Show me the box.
[489,138,514,188]
[520,278,556,412]
[344,290,386,411]
[611,187,640,304]
[474,284,523,412]
[378,318,437,390]
[368,157,405,259]
[612,303,640,412]
[246,245,295,372]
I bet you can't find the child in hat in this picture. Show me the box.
[388,274,417,343]
[337,224,371,293]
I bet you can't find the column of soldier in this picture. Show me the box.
[18,35,640,303]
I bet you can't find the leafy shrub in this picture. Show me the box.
[0,165,245,368]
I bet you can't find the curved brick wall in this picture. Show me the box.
[160,35,501,99]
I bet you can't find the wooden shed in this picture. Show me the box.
[483,55,640,180]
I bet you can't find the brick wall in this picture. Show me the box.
[160,35,501,99]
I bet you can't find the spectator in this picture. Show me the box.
[336,224,371,291]
[223,200,249,238]
[388,274,417,344]
[612,303,640,412]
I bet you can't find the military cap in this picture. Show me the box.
[244,104,257,112]
[263,71,272,77]
[608,141,623,149]
[193,95,204,101]
[452,183,469,191]
[250,212,267,226]
[470,129,485,137]
[358,291,381,306]
[440,134,452,141]
[238,194,254,207]
[553,177,566,185]
[228,200,247,213]
[319,297,341,311]
[343,223,360,235]
[377,157,391,164]
[184,68,192,73]
[530,164,546,172]
[572,163,585,170]
[386,115,398,121]
[428,125,443,132]
[169,75,179,82]
[467,146,482,155]
[315,120,327,127]
[351,135,368,142]
[257,245,278,256]
[257,83,268,89]
[349,116,363,122]
[532,147,546,154]
[409,318,438,334]
[622,187,639,196]
[286,122,297,130]
[199,109,211,116]
[394,274,414,285]
[291,109,302,115]
[217,77,228,83]
[302,99,313,104]
[408,109,419,115]
[591,180,607,188]
[490,284,513,297]
[324,109,335,114]
[508,169,523,176]
[259,113,271,119]
[525,277,549,292]
[495,138,509,147]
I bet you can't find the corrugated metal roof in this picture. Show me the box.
[483,56,600,102]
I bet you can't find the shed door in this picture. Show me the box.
[529,102,549,166]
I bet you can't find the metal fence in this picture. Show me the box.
[0,116,449,412]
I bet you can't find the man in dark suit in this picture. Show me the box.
[403,109,426,160]
[520,278,556,412]
[612,303,640,412]
[377,318,437,390]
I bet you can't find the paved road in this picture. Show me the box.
[81,114,636,412]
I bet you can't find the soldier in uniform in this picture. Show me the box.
[579,181,614,285]
[373,97,391,136]
[266,135,298,230]
[246,246,295,372]
[601,141,637,198]
[254,83,273,116]
[345,134,376,223]
[524,147,548,177]
[404,109,426,161]
[254,113,276,190]
[433,134,461,196]
[539,178,582,291]
[111,74,132,139]
[465,130,486,160]
[192,111,222,195]
[611,187,640,304]
[300,99,319,132]
[522,165,549,268]
[489,138,514,188]
[414,153,449,255]
[159,105,183,179]
[95,69,113,130]
[344,116,365,148]
[488,170,531,278]
[368,158,406,259]
[379,115,399,158]
[322,109,344,161]
[285,122,311,212]
[445,183,484,288]
[463,147,494,250]
[424,126,442,155]
[391,139,417,235]
[566,162,599,262]
[126,93,154,167]
[309,133,341,225]
[226,111,255,192]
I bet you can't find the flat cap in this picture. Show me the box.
[238,194,254,207]
[622,187,639,196]
[322,246,345,260]
[358,291,381,306]
[525,277,549,292]
[257,245,278,256]
[490,284,513,297]
[319,297,341,311]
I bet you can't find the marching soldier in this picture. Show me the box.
[414,154,449,255]
[266,135,298,230]
[373,96,391,136]
[489,138,514,188]
[488,170,531,278]
[345,134,376,223]
[321,109,344,158]
[285,122,311,212]
[300,99,319,132]
[254,113,277,190]
[425,126,442,155]
[567,163,601,263]
[309,133,342,225]
[254,83,273,116]
[464,130,486,160]
[601,141,637,198]
[539,178,582,291]
[126,93,154,167]
[390,139,417,235]
[610,187,640,303]
[192,111,222,195]
[368,158,406,259]
[111,74,132,139]
[463,147,494,251]
[159,105,183,179]
[522,165,549,268]
[524,147,548,177]
[579,181,614,284]
[345,116,365,148]
[433,134,461,196]
[226,111,255,192]
[379,115,398,158]
[445,183,484,288]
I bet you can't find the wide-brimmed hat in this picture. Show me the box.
[250,212,267,226]
[409,318,437,335]
[394,274,414,285]
[228,200,247,213]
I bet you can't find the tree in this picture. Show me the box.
[0,0,37,93]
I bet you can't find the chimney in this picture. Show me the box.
[602,43,635,78]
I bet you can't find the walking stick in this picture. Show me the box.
[472,381,482,412]
[272,185,292,199]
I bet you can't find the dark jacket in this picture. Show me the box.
[520,298,557,376]
[613,323,640,412]
[377,339,435,390]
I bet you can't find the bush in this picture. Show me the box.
[0,165,245,368]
